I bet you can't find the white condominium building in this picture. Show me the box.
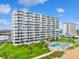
[63,22,76,37]
[12,10,59,46]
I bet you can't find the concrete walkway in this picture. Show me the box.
[0,43,7,59]
[32,51,55,59]
[0,57,3,59]
[0,43,7,49]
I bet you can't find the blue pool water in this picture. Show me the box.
[50,43,61,47]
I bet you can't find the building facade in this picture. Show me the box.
[12,10,59,46]
[63,22,76,37]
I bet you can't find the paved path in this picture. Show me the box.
[32,51,55,59]
[0,43,7,49]
[0,57,3,59]
[0,42,7,59]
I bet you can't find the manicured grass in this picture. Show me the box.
[57,39,69,42]
[0,42,49,59]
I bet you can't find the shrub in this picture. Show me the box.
[50,51,64,58]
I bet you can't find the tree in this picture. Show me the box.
[41,39,49,50]
[55,37,59,41]
[44,41,48,50]
[29,38,33,57]
[29,43,33,56]
[51,51,64,58]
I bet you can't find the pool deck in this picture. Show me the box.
[49,42,72,51]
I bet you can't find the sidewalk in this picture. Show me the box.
[0,43,7,49]
[32,51,54,59]
[0,57,3,59]
[0,43,7,59]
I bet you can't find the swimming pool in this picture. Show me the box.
[50,43,61,47]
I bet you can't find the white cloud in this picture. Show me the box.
[0,4,11,14]
[0,19,10,26]
[18,0,47,6]
[0,19,11,30]
[56,8,65,13]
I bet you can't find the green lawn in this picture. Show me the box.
[0,42,49,59]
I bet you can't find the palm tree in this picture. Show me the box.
[41,39,49,50]
[29,43,33,56]
[29,38,33,57]
[44,41,48,50]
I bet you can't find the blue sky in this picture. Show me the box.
[0,0,79,30]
